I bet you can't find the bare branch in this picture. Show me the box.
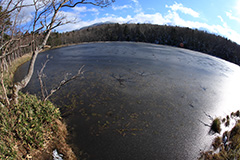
[38,55,50,100]
[0,41,32,59]
[34,21,45,33]
[11,0,71,104]
[62,0,115,8]
[0,0,34,19]
[50,21,62,30]
[10,0,23,39]
[44,65,85,101]
[0,40,13,51]
[10,0,114,104]
[33,1,53,29]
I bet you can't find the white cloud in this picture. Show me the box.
[226,11,240,23]
[57,11,80,24]
[147,8,156,11]
[73,6,87,12]
[131,0,138,3]
[134,12,166,24]
[57,15,131,31]
[217,15,228,28]
[112,5,132,11]
[56,2,240,45]
[57,12,167,32]
[166,2,200,18]
[164,10,185,25]
[73,6,99,13]
[236,0,240,15]
[2,0,35,25]
[131,0,142,13]
[165,12,240,44]
[88,8,99,12]
[72,6,99,17]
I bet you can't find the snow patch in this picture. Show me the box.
[53,149,63,160]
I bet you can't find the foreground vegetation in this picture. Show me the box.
[0,93,60,159]
[0,57,76,159]
[1,1,240,157]
[1,0,113,159]
[200,111,240,159]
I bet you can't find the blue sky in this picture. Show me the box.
[51,0,240,44]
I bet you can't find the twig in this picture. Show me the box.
[62,0,115,8]
[111,73,126,85]
[198,119,211,127]
[204,111,214,121]
[37,55,50,100]
[111,73,133,86]
[135,71,154,77]
[43,65,85,102]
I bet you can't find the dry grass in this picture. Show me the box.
[200,111,240,160]
[2,53,32,87]
[0,52,76,159]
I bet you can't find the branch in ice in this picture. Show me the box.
[37,55,51,100]
[43,65,85,102]
[38,55,85,102]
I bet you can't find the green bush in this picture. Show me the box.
[200,116,240,159]
[0,92,60,159]
[211,118,221,133]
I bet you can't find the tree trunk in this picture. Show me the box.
[0,63,10,106]
[10,0,114,105]
[12,28,52,104]
[12,48,40,104]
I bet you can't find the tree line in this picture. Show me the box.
[47,23,240,65]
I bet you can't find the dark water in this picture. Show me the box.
[14,42,240,159]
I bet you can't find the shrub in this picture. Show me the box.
[211,118,221,133]
[235,110,240,117]
[0,92,61,159]
[212,136,222,150]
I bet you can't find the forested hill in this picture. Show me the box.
[47,23,240,65]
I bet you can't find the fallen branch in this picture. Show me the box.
[198,119,211,127]
[44,65,85,101]
[204,111,214,121]
[38,57,85,102]
[37,55,50,100]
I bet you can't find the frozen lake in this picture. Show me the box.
[15,42,240,159]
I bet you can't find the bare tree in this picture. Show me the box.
[0,0,27,105]
[0,0,115,104]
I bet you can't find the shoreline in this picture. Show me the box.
[10,42,240,159]
[1,51,76,159]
